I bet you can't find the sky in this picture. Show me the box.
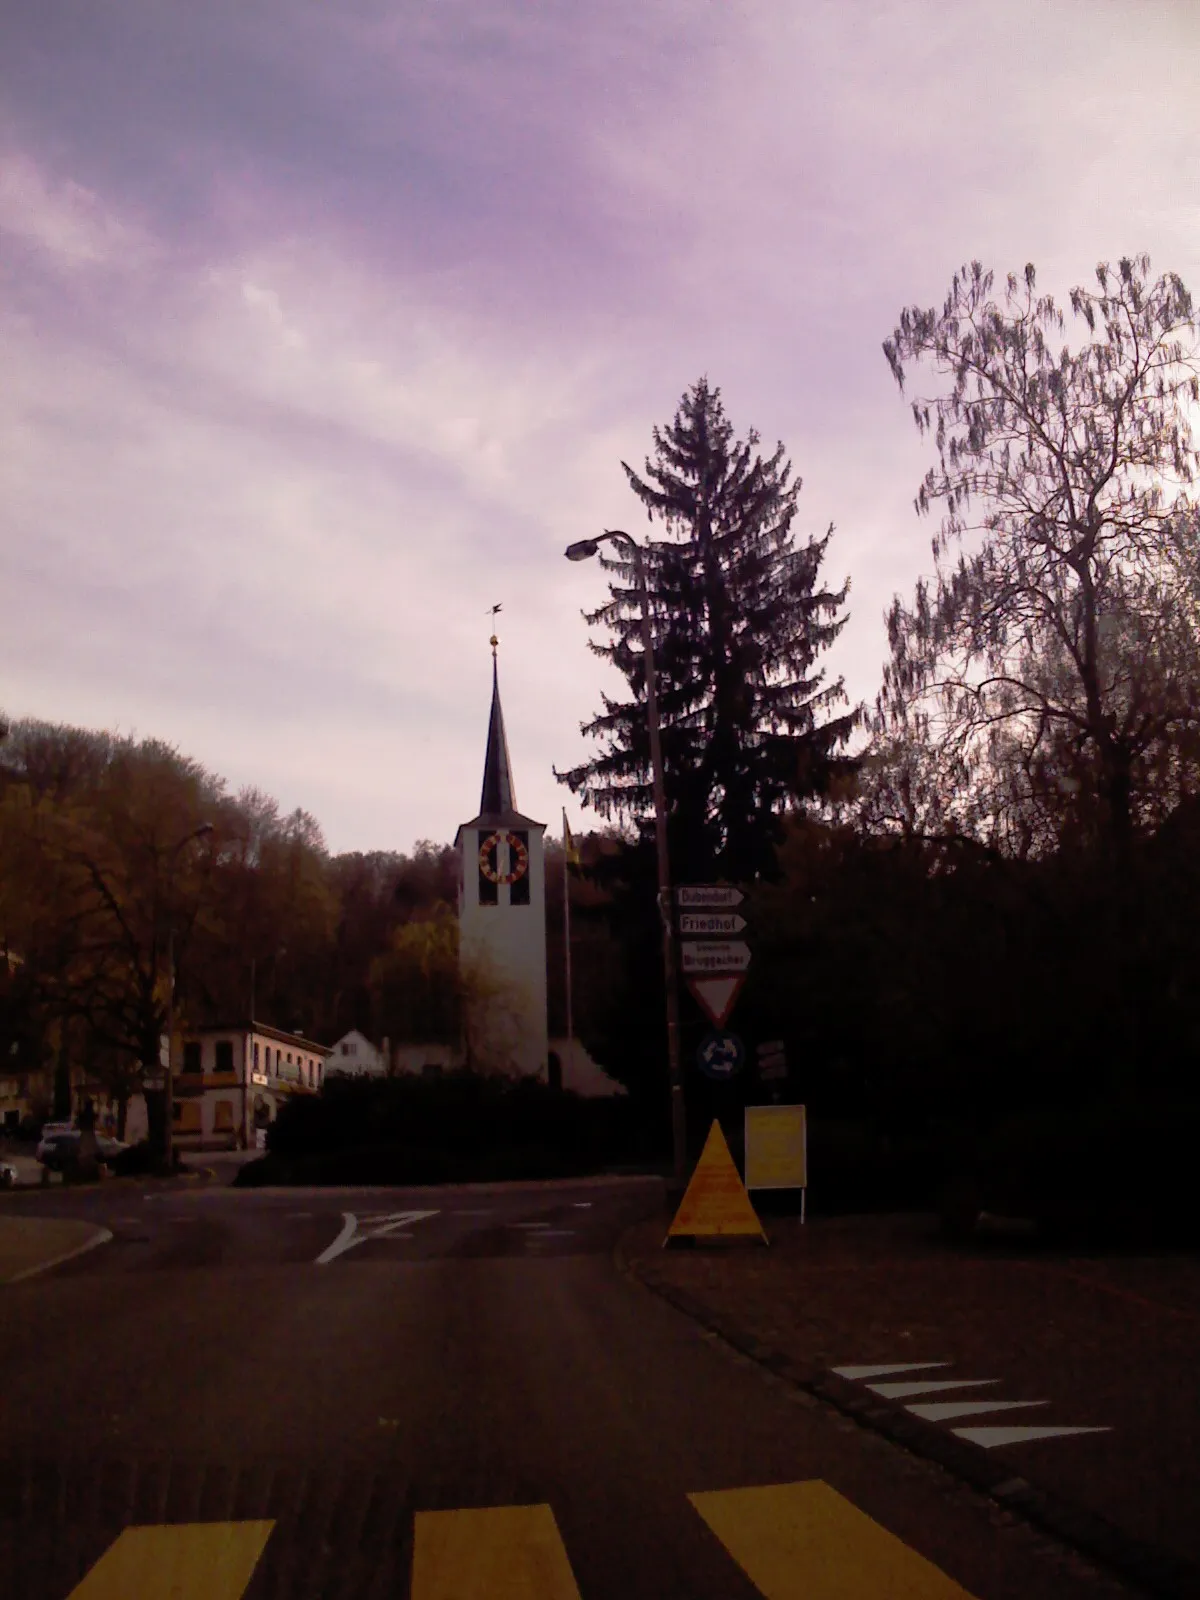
[2,0,1198,856]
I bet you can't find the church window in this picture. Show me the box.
[509,831,530,905]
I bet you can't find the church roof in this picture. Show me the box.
[456,655,544,835]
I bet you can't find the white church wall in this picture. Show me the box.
[458,824,548,1079]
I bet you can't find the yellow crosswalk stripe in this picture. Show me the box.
[411,1503,582,1600]
[67,1520,275,1600]
[689,1481,977,1599]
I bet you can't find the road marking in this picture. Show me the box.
[908,1399,1049,1421]
[67,1520,274,1599]
[570,1202,592,1208]
[953,1424,1111,1447]
[689,1480,976,1598]
[833,1362,949,1380]
[6,1224,113,1284]
[411,1504,581,1599]
[867,1378,998,1399]
[316,1212,358,1264]
[316,1210,439,1263]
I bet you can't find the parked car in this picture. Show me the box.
[35,1121,77,1161]
[38,1131,126,1173]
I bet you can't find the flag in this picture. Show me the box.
[563,809,581,867]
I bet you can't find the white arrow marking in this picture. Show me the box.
[372,1213,436,1238]
[908,1399,1049,1422]
[317,1212,359,1264]
[868,1378,999,1399]
[316,1209,438,1262]
[833,1362,951,1380]
[953,1424,1111,1447]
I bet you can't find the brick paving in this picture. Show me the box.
[618,1206,1200,1598]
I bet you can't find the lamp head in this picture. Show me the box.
[564,539,599,562]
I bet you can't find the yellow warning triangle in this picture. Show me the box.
[665,1120,768,1245]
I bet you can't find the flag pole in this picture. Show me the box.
[563,810,575,1085]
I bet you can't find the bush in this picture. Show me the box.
[232,1137,602,1187]
[936,1099,1200,1246]
[108,1140,157,1177]
[263,1069,644,1178]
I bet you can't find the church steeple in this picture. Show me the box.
[480,652,517,818]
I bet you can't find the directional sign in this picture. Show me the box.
[696,1031,744,1080]
[681,940,751,974]
[679,911,747,936]
[687,973,746,1028]
[677,885,744,909]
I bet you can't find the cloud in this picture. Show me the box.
[2,0,1199,852]
[0,150,157,270]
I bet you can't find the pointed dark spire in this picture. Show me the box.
[480,655,518,818]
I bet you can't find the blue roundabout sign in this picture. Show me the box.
[695,1030,745,1080]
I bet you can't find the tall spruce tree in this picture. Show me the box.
[556,378,860,881]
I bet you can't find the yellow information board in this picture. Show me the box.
[665,1120,768,1245]
[744,1104,807,1191]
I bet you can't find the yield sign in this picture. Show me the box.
[686,973,745,1028]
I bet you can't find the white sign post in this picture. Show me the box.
[679,912,747,936]
[681,941,751,974]
[677,885,744,909]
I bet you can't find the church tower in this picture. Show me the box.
[454,640,548,1079]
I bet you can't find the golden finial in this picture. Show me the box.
[488,603,502,658]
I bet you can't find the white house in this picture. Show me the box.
[325,1029,387,1077]
[169,1023,331,1151]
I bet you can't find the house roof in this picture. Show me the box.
[190,1022,333,1056]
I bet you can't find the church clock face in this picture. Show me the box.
[478,830,529,886]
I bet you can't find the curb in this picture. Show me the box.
[613,1226,1200,1600]
[228,1173,667,1199]
[8,1225,113,1284]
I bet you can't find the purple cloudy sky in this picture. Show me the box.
[2,1,1197,854]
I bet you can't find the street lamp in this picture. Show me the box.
[162,822,214,1173]
[565,530,687,1187]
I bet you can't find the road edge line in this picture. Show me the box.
[611,1222,1200,1600]
[9,1225,114,1283]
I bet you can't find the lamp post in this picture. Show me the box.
[161,822,214,1173]
[565,530,687,1186]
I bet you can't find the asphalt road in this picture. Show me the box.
[0,1179,1140,1599]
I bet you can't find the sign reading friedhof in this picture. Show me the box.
[677,885,744,909]
[679,912,747,936]
[681,940,751,974]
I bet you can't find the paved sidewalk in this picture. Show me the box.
[0,1215,112,1284]
[617,1207,1200,1600]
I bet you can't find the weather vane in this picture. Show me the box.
[488,602,502,656]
